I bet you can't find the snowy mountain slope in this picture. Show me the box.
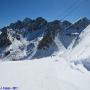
[0,57,90,90]
[3,36,43,61]
[44,24,90,71]
[70,24,90,60]
[34,17,90,59]
[66,24,90,71]
[59,17,90,48]
[0,17,90,61]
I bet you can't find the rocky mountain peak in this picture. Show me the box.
[23,18,32,23]
[62,20,72,29]
[0,17,90,60]
[73,17,90,29]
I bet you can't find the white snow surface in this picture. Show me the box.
[0,57,90,90]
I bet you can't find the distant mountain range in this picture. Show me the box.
[0,17,90,61]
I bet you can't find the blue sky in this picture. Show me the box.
[0,0,90,28]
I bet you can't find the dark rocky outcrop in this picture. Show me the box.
[38,20,61,49]
[0,30,11,48]
[27,17,47,31]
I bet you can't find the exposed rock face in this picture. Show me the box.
[0,30,11,48]
[9,20,24,30]
[0,17,89,60]
[38,20,61,49]
[27,17,47,31]
[67,17,90,31]
[74,17,90,29]
[62,20,72,29]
